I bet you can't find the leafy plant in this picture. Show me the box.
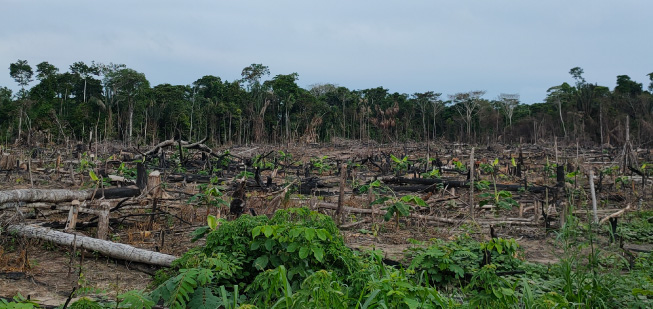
[464,264,518,308]
[390,154,409,175]
[117,290,155,309]
[189,176,229,216]
[421,167,441,179]
[310,155,331,175]
[380,195,427,230]
[452,159,467,173]
[0,293,40,309]
[478,158,518,210]
[69,297,102,309]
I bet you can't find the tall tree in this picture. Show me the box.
[497,93,519,127]
[35,62,59,81]
[241,64,270,143]
[9,60,34,140]
[449,90,485,142]
[412,91,441,140]
[98,63,127,139]
[266,73,300,142]
[106,68,149,144]
[546,83,574,138]
[70,61,100,103]
[614,75,643,97]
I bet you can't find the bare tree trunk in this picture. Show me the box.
[128,100,134,145]
[558,98,567,138]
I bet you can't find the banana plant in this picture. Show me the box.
[479,158,518,210]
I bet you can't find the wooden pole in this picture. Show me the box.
[336,164,347,225]
[589,170,598,224]
[469,147,475,220]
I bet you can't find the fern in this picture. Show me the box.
[118,290,154,309]
[69,297,102,309]
[187,287,221,309]
[150,268,203,309]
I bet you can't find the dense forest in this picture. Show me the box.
[2,60,652,147]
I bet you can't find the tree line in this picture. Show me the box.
[2,60,652,147]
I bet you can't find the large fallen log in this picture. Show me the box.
[6,224,177,267]
[0,187,140,204]
[383,177,548,193]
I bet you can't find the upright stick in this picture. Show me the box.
[589,170,598,223]
[469,147,475,220]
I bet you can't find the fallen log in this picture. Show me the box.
[6,224,177,267]
[316,203,537,226]
[0,187,140,204]
[383,177,548,193]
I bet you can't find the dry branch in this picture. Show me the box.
[599,204,633,225]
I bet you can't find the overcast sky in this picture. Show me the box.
[1,0,651,103]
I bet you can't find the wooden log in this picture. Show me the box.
[6,224,177,267]
[0,187,140,204]
[315,202,537,226]
[383,177,548,193]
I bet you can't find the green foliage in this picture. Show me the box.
[69,297,102,309]
[381,195,426,226]
[117,290,154,309]
[465,264,518,308]
[277,150,292,163]
[478,190,518,210]
[150,268,218,309]
[0,293,39,309]
[154,208,361,308]
[452,160,467,173]
[390,154,409,175]
[310,155,331,175]
[188,177,229,210]
[236,171,255,180]
[116,162,137,180]
[612,210,653,243]
[408,236,521,286]
[421,167,441,179]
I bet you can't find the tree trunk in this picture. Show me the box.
[7,224,177,267]
[128,100,134,145]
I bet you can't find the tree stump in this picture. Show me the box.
[65,200,80,232]
[97,201,111,240]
